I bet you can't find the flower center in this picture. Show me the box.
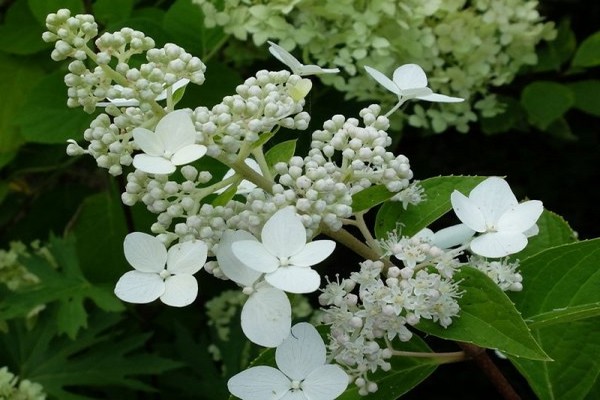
[290,380,302,391]
[279,256,290,266]
[159,269,171,280]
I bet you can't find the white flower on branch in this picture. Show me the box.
[114,232,207,307]
[228,322,349,400]
[268,41,340,76]
[132,110,207,175]
[450,177,543,258]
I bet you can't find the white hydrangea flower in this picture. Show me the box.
[98,78,190,107]
[416,224,476,249]
[231,207,336,294]
[228,322,349,400]
[268,41,340,76]
[114,232,207,307]
[216,230,292,348]
[450,177,543,258]
[364,64,464,103]
[132,109,207,175]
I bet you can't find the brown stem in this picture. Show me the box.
[458,343,521,400]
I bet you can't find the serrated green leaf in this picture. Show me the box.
[521,81,574,130]
[92,0,134,24]
[16,70,96,144]
[375,176,486,239]
[527,303,600,330]
[265,140,296,170]
[56,296,88,338]
[163,0,226,59]
[417,267,549,361]
[352,185,395,213]
[27,0,83,25]
[568,80,600,117]
[572,30,600,68]
[0,0,50,55]
[512,210,577,261]
[510,319,600,400]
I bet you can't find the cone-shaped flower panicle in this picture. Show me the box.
[228,322,349,400]
[98,78,190,107]
[364,64,464,103]
[231,207,336,294]
[450,177,543,258]
[114,232,207,307]
[132,109,207,175]
[268,41,340,76]
[216,230,292,347]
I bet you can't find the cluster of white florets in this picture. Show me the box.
[469,256,523,292]
[319,259,461,394]
[0,366,46,400]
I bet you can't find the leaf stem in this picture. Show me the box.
[390,349,466,364]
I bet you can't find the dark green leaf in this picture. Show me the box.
[533,19,576,72]
[526,303,600,330]
[0,0,50,55]
[375,176,486,239]
[352,185,395,213]
[27,0,83,25]
[265,140,296,170]
[417,267,549,361]
[572,30,600,68]
[568,80,600,117]
[92,0,134,24]
[16,70,96,144]
[521,81,574,130]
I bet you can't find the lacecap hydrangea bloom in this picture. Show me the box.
[194,0,556,132]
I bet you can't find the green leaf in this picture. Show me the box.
[572,30,600,68]
[375,176,486,239]
[521,81,574,130]
[163,0,226,59]
[508,240,600,400]
[510,319,600,400]
[512,210,577,261]
[533,19,576,72]
[417,267,550,361]
[352,185,396,213]
[0,312,182,399]
[265,140,296,170]
[27,0,83,25]
[568,80,600,117]
[0,235,124,338]
[16,70,96,144]
[92,0,134,24]
[0,52,45,168]
[0,0,50,55]
[337,335,437,400]
[70,186,129,283]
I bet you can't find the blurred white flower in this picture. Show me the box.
[114,232,207,307]
[132,110,207,175]
[216,230,291,347]
[231,207,336,294]
[450,177,543,258]
[365,64,464,103]
[268,41,340,76]
[228,322,349,400]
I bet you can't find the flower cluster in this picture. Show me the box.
[0,241,41,291]
[194,0,555,132]
[0,366,46,400]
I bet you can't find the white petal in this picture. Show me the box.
[393,64,428,89]
[290,240,335,267]
[400,87,433,99]
[166,240,207,274]
[133,127,164,156]
[123,232,166,273]
[524,223,539,238]
[364,66,400,95]
[280,392,306,400]
[98,98,140,107]
[470,232,528,258]
[114,271,164,304]
[156,78,190,101]
[432,224,476,249]
[266,266,320,294]
[262,207,306,258]
[450,191,486,232]
[469,177,518,225]
[216,230,261,286]
[241,287,291,347]
[228,366,290,400]
[276,322,326,380]
[160,274,198,307]
[155,110,196,152]
[133,154,176,175]
[268,41,303,73]
[497,200,543,233]
[302,365,349,400]
[171,144,207,166]
[417,92,464,103]
[414,228,434,242]
[232,241,279,273]
[297,64,340,76]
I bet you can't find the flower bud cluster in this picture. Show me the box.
[0,241,42,291]
[192,70,310,163]
[0,366,46,400]
[469,256,524,291]
[319,259,461,394]
[43,9,98,61]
